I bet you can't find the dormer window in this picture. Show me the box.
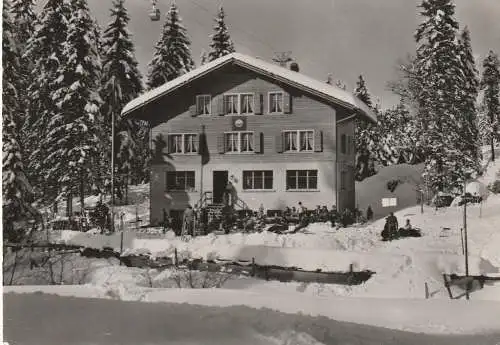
[269,92,284,114]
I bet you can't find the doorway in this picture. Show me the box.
[212,171,228,204]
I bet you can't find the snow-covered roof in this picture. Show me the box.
[122,53,377,123]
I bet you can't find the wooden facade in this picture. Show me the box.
[126,60,365,225]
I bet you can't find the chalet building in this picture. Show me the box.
[122,53,376,225]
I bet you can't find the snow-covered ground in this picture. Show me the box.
[6,159,500,338]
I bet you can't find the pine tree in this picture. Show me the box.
[23,0,72,201]
[458,27,480,163]
[480,50,500,161]
[101,0,146,199]
[45,0,103,208]
[2,0,35,242]
[147,3,194,89]
[207,6,235,62]
[375,104,425,166]
[200,49,208,66]
[414,0,477,193]
[9,0,37,131]
[353,75,377,181]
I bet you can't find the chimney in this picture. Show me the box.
[290,62,299,72]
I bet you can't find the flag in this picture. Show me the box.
[199,125,210,165]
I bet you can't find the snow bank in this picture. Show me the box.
[5,285,500,335]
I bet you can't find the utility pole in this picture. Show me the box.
[272,51,293,67]
[463,178,470,300]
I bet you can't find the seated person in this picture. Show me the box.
[405,219,412,230]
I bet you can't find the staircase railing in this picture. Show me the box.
[197,191,213,209]
[233,196,250,211]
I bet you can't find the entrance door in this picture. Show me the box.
[212,171,228,204]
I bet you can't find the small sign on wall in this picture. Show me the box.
[382,197,397,207]
[231,116,247,131]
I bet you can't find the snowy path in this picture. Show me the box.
[4,292,500,345]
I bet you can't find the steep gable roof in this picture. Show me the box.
[122,53,377,123]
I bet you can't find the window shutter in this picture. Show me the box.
[166,135,171,154]
[218,96,226,115]
[217,134,226,153]
[254,94,263,114]
[254,132,262,153]
[314,130,323,152]
[276,133,284,153]
[189,104,197,117]
[193,134,199,152]
[283,92,291,114]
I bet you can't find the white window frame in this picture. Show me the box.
[283,130,315,152]
[166,171,196,192]
[268,91,284,114]
[224,131,255,154]
[286,169,319,191]
[168,133,198,154]
[242,170,274,191]
[224,93,255,115]
[196,94,211,115]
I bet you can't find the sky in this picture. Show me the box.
[61,0,500,108]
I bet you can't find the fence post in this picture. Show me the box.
[174,248,178,267]
[425,282,429,299]
[251,257,256,277]
[119,231,124,266]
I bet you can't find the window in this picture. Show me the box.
[224,93,255,115]
[240,94,254,114]
[166,171,195,191]
[225,94,239,114]
[168,134,197,154]
[341,134,347,154]
[225,131,254,153]
[269,92,284,113]
[196,95,211,115]
[286,170,318,190]
[340,171,346,190]
[243,170,273,190]
[284,130,314,152]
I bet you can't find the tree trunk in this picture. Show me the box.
[80,172,85,214]
[66,193,72,217]
[491,137,495,162]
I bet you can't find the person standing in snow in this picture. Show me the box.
[298,202,307,221]
[366,206,373,221]
[387,212,398,238]
[182,205,195,236]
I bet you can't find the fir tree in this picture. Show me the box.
[101,0,146,199]
[207,6,235,62]
[353,75,377,181]
[2,1,35,241]
[414,0,477,193]
[375,104,424,166]
[480,50,500,161]
[45,0,103,208]
[9,0,37,131]
[458,27,480,163]
[147,3,194,89]
[200,49,208,66]
[23,0,72,201]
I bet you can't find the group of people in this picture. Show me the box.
[162,201,378,238]
[381,212,419,241]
